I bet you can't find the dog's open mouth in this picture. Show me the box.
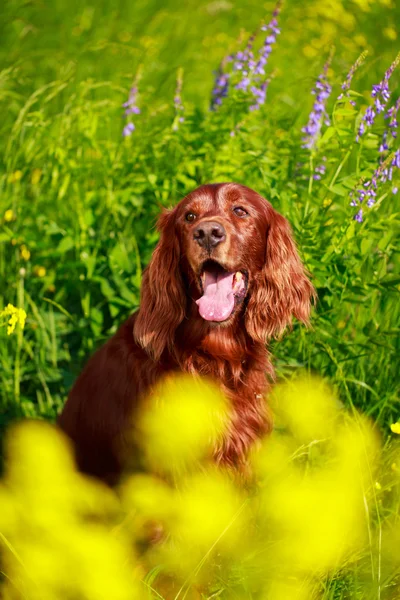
[196,260,248,322]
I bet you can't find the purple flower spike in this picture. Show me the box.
[252,3,281,79]
[357,52,400,141]
[122,122,135,137]
[172,68,185,130]
[351,148,400,222]
[210,64,230,110]
[234,0,281,106]
[338,50,368,105]
[302,55,333,151]
[354,208,362,223]
[122,84,140,137]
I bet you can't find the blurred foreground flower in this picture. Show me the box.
[0,422,141,600]
[252,375,380,575]
[0,375,399,599]
[136,374,228,475]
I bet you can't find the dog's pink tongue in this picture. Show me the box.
[196,270,235,322]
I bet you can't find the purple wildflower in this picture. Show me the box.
[338,50,368,106]
[122,122,135,137]
[121,84,140,137]
[302,56,333,151]
[232,0,281,107]
[249,77,272,111]
[379,130,389,153]
[233,32,257,89]
[393,186,398,194]
[172,68,185,131]
[122,86,140,116]
[253,2,281,77]
[357,52,400,141]
[210,62,230,110]
[313,157,327,180]
[386,97,400,138]
[354,209,363,223]
[351,149,400,221]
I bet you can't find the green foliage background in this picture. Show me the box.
[0,0,399,444]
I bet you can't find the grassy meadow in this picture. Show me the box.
[0,0,400,597]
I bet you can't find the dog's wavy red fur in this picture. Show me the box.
[58,183,315,483]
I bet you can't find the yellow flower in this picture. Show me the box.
[31,168,42,185]
[20,245,31,261]
[34,266,47,278]
[375,482,381,490]
[4,209,15,222]
[323,198,332,208]
[390,422,400,435]
[0,304,27,335]
[383,27,397,41]
[8,170,23,183]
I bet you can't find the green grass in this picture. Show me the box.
[0,0,400,596]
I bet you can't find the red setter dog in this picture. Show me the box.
[58,183,315,483]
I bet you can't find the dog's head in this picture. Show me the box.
[134,183,315,360]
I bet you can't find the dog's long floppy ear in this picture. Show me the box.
[133,209,186,361]
[245,207,316,343]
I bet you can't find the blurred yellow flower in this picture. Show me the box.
[0,422,141,600]
[137,375,228,474]
[383,27,397,40]
[4,209,15,222]
[0,303,27,335]
[20,244,31,261]
[390,422,400,434]
[8,170,23,183]
[34,266,47,278]
[31,168,42,185]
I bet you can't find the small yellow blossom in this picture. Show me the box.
[4,209,15,222]
[0,304,27,335]
[34,266,47,278]
[31,168,42,185]
[323,198,332,208]
[383,27,397,41]
[375,482,381,490]
[20,245,31,261]
[390,422,400,435]
[337,320,347,329]
[8,170,23,183]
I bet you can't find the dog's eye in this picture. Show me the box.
[233,206,248,217]
[185,212,197,222]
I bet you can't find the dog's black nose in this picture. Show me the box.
[193,221,226,249]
